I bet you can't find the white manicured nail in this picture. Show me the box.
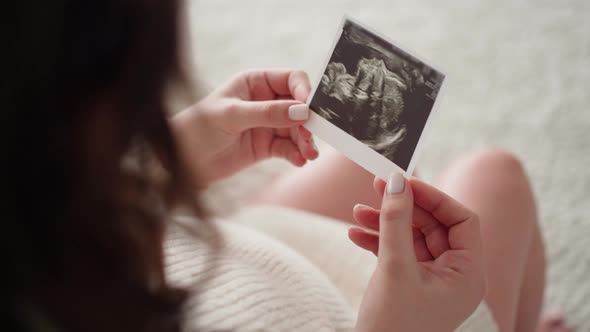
[288,104,309,121]
[387,171,405,194]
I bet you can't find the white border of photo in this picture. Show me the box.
[305,15,448,181]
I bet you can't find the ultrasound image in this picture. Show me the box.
[310,19,445,170]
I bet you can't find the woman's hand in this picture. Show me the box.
[171,69,318,187]
[349,173,486,332]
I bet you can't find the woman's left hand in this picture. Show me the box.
[172,69,318,187]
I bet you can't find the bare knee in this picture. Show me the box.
[445,149,529,198]
[438,148,538,234]
[467,148,526,178]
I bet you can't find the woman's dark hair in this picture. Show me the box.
[3,1,201,331]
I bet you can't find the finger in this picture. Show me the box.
[355,199,444,236]
[378,171,417,267]
[286,70,311,102]
[353,203,438,261]
[412,227,435,262]
[298,125,312,140]
[287,152,307,167]
[269,138,306,166]
[413,205,451,258]
[352,204,380,231]
[231,100,310,130]
[290,126,318,161]
[373,176,386,198]
[273,127,292,139]
[410,178,480,251]
[243,69,311,102]
[242,70,276,101]
[349,225,434,262]
[299,127,319,160]
[348,227,379,256]
[353,203,444,245]
[411,178,474,227]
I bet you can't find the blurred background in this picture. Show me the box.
[187,0,590,329]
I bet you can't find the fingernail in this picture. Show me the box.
[387,171,405,194]
[288,104,309,121]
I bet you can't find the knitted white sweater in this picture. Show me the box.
[164,208,498,332]
[164,217,355,332]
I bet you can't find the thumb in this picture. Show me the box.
[232,100,310,130]
[378,171,417,268]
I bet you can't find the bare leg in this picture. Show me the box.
[251,147,380,223]
[435,149,544,332]
[254,147,564,331]
[515,220,546,332]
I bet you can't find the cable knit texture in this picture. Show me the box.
[164,216,355,332]
[164,208,497,331]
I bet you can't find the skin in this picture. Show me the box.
[172,68,485,331]
[171,69,318,188]
[255,146,569,332]
[350,177,486,332]
[172,69,569,331]
[251,148,379,224]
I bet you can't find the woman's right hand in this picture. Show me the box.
[349,172,486,332]
[171,69,317,188]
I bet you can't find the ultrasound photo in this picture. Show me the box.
[309,18,445,171]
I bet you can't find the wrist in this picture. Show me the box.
[170,106,214,189]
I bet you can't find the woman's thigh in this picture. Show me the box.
[251,146,380,223]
